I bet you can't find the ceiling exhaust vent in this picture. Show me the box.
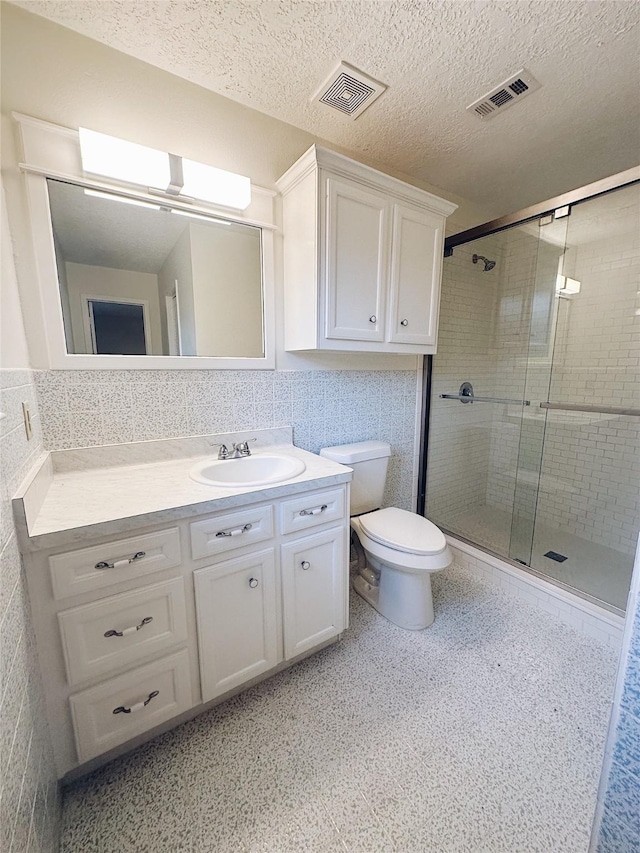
[467,68,541,120]
[312,62,386,120]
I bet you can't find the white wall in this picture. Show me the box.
[189,222,263,358]
[65,262,163,355]
[1,185,31,369]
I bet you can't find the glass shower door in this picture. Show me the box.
[426,224,544,560]
[522,184,640,609]
[426,179,639,612]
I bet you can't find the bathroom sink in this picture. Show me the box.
[190,453,306,487]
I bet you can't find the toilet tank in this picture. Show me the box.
[320,440,391,515]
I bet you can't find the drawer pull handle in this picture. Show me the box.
[113,690,159,715]
[299,504,328,517]
[104,616,153,639]
[369,315,377,323]
[301,561,311,571]
[216,523,252,538]
[401,319,409,326]
[95,551,146,570]
[249,577,259,589]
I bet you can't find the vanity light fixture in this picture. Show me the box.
[79,128,171,190]
[79,128,251,211]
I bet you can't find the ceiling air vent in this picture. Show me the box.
[467,68,541,120]
[312,62,386,120]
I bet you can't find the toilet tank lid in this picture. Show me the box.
[320,440,391,464]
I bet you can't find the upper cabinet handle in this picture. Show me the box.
[369,315,377,323]
[401,319,408,326]
[95,551,146,570]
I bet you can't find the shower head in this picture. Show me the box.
[472,254,496,271]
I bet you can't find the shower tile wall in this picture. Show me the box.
[427,240,501,520]
[0,369,61,853]
[34,369,420,511]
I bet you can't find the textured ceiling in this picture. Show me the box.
[13,0,640,215]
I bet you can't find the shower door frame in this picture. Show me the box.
[417,165,640,613]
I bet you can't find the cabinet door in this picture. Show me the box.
[281,527,346,660]
[194,548,279,703]
[325,177,388,342]
[387,203,444,346]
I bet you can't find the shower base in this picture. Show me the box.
[443,504,633,612]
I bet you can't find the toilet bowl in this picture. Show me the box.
[319,441,452,630]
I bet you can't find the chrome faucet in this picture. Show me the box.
[209,438,257,460]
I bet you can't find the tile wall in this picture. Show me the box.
[0,368,61,852]
[33,368,421,511]
[592,540,640,849]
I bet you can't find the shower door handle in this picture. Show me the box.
[439,394,530,405]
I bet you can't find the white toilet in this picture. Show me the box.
[320,440,452,630]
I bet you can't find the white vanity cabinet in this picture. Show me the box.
[21,479,350,778]
[276,145,458,354]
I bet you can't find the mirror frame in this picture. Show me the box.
[14,112,277,370]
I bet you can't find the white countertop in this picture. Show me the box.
[13,429,352,551]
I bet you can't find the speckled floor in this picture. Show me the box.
[60,565,618,852]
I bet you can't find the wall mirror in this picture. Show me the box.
[13,112,276,370]
[48,179,265,359]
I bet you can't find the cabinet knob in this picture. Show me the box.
[301,561,311,571]
[249,577,259,588]
[369,315,377,323]
[401,318,409,326]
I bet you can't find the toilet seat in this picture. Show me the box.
[351,515,451,575]
[359,507,448,556]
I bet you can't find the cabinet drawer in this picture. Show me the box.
[190,505,274,561]
[49,528,181,601]
[58,578,187,686]
[70,649,192,764]
[279,487,346,535]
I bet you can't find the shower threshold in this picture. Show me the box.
[440,504,631,615]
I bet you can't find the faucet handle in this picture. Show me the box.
[234,438,257,456]
[209,442,230,460]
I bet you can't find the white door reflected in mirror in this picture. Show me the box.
[48,179,265,359]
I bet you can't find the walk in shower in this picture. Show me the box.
[423,173,639,612]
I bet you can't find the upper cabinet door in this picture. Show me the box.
[387,203,444,347]
[324,178,388,342]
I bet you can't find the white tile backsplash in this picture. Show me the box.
[0,368,61,853]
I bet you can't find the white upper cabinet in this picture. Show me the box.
[276,145,457,355]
